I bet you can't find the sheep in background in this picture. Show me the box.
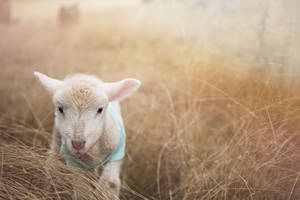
[34,72,141,199]
[0,0,11,25]
[58,4,80,27]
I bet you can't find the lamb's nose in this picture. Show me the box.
[71,140,86,150]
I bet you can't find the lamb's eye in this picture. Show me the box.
[97,107,103,114]
[58,107,64,114]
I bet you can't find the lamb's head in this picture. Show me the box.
[34,72,141,155]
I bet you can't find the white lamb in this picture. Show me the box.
[34,72,141,199]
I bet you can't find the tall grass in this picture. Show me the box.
[0,1,300,199]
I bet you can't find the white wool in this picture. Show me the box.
[34,72,141,199]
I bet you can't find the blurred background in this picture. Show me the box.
[0,0,300,199]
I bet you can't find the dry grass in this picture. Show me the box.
[0,1,300,199]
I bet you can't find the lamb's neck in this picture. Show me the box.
[80,112,120,166]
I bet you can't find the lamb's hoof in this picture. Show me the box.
[107,181,118,190]
[100,177,120,199]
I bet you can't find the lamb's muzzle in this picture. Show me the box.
[71,140,85,151]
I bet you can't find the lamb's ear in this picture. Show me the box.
[34,72,63,95]
[105,78,141,102]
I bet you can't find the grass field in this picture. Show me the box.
[0,0,300,199]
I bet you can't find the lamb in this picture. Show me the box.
[34,72,141,199]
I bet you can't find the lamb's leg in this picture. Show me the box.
[72,168,99,200]
[44,130,61,189]
[46,129,61,165]
[100,160,122,199]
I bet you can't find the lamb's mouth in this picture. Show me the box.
[71,148,85,155]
